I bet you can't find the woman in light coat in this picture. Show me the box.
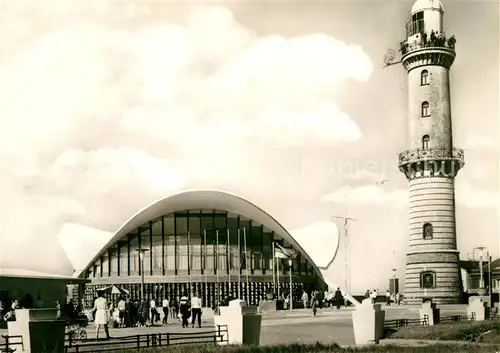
[93,289,111,339]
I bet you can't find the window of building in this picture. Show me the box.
[423,223,433,240]
[422,135,430,149]
[421,70,429,85]
[420,271,436,288]
[421,101,430,117]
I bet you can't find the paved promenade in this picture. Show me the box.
[0,304,470,347]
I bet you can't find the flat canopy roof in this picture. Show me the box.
[0,268,90,284]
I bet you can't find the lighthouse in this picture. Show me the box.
[398,0,464,304]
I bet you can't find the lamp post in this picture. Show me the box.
[136,248,149,300]
[474,246,492,303]
[288,258,293,311]
[476,247,486,289]
[391,268,398,295]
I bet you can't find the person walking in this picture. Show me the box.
[162,297,169,324]
[301,291,309,309]
[334,288,343,310]
[124,298,133,327]
[364,290,370,300]
[385,290,391,306]
[149,298,157,326]
[311,294,318,317]
[190,292,202,328]
[117,297,126,328]
[92,289,111,340]
[179,294,190,328]
[170,297,178,319]
[370,289,378,304]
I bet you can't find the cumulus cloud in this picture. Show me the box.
[0,2,373,272]
[322,182,498,209]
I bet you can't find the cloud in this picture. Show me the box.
[50,147,186,195]
[0,2,373,272]
[321,185,407,205]
[464,136,499,152]
[322,182,498,209]
[455,184,498,209]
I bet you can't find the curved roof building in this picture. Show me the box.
[78,190,327,307]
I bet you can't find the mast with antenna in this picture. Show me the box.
[332,192,357,293]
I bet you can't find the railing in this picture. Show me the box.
[384,316,428,329]
[440,314,475,324]
[398,147,464,165]
[1,325,227,353]
[400,31,456,55]
[385,313,477,331]
[0,335,23,353]
[63,324,228,352]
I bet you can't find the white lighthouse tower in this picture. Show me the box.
[398,0,464,304]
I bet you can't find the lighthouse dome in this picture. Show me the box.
[411,0,443,14]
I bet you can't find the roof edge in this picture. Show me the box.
[79,189,324,281]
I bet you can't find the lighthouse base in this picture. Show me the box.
[404,261,463,305]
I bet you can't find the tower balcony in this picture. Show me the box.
[400,33,456,71]
[398,147,465,179]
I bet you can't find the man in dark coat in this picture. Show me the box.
[179,294,191,328]
[334,288,343,310]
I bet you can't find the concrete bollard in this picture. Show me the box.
[352,298,385,345]
[7,308,66,353]
[467,296,490,321]
[213,299,262,345]
[258,298,277,315]
[419,301,440,325]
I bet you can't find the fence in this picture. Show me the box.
[440,314,475,324]
[0,334,23,353]
[384,313,478,331]
[384,317,428,329]
[1,325,228,353]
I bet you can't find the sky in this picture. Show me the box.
[0,0,498,293]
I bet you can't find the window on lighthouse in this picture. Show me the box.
[423,223,433,240]
[421,70,429,85]
[422,135,430,150]
[420,271,436,289]
[421,102,430,117]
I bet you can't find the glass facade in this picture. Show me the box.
[83,209,324,308]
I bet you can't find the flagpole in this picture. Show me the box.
[216,230,220,305]
[188,230,192,296]
[237,229,241,299]
[289,258,293,310]
[272,241,276,296]
[276,244,281,299]
[227,228,231,297]
[204,229,208,308]
[243,227,250,303]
